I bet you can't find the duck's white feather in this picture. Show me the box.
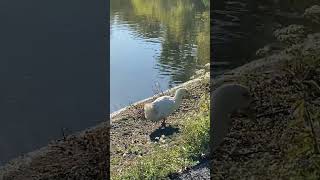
[144,88,188,122]
[150,96,176,120]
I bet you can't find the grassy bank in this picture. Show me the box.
[115,95,209,179]
[110,75,210,179]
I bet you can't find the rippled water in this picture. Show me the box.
[110,0,210,112]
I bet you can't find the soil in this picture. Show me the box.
[210,63,320,179]
[0,121,110,180]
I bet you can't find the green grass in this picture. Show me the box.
[112,95,210,180]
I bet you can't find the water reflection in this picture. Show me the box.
[110,0,210,112]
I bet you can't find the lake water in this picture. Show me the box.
[110,0,280,113]
[0,1,106,165]
[110,0,210,112]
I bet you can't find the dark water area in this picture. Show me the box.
[211,0,278,75]
[0,1,107,165]
[211,0,320,76]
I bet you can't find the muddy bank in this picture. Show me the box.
[0,121,110,179]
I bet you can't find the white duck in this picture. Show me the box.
[144,88,189,127]
[210,84,255,154]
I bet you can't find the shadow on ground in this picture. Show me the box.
[149,125,180,142]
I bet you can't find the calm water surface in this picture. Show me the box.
[0,1,106,165]
[110,0,210,112]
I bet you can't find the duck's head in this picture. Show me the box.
[213,84,254,116]
[175,88,189,98]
